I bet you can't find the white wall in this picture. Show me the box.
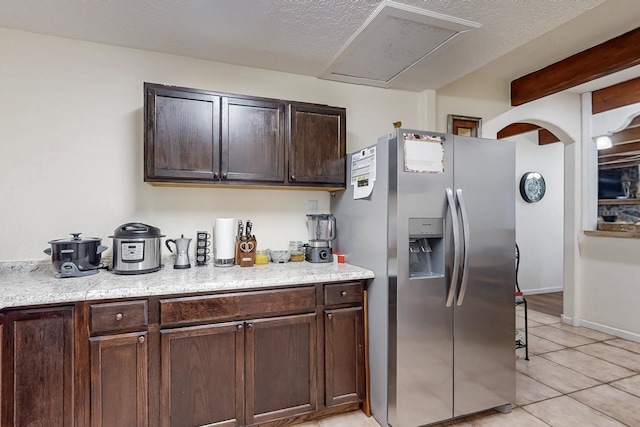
[0,28,422,262]
[512,133,564,294]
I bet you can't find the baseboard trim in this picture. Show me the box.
[521,287,563,295]
[565,318,640,343]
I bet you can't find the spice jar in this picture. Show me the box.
[255,250,269,265]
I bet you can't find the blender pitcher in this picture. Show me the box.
[305,214,336,263]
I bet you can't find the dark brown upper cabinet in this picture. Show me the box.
[288,103,346,188]
[145,85,221,182]
[222,96,285,183]
[144,83,346,190]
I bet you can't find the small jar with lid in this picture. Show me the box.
[288,241,305,262]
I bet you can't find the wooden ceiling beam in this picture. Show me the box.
[610,127,640,144]
[538,129,560,145]
[497,122,560,144]
[592,76,640,114]
[511,26,640,106]
[599,141,640,156]
[497,122,540,139]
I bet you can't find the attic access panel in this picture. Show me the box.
[320,1,480,88]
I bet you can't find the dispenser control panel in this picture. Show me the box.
[409,218,443,238]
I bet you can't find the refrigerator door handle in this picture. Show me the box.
[445,188,460,308]
[455,188,471,306]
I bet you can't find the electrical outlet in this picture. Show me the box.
[307,200,318,214]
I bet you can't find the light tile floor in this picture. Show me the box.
[302,307,640,427]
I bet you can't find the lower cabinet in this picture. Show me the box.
[0,306,76,427]
[245,313,317,426]
[324,307,365,407]
[160,322,244,427]
[88,300,150,426]
[159,313,318,427]
[0,281,365,427]
[90,332,148,427]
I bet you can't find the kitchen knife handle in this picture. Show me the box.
[445,188,460,308]
[456,189,471,307]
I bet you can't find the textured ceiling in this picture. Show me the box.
[1,0,638,91]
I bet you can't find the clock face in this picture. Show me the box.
[520,172,546,203]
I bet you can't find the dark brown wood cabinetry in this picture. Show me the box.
[160,322,244,427]
[0,280,365,427]
[288,103,346,187]
[1,306,76,427]
[246,313,317,426]
[323,282,365,407]
[145,85,221,181]
[90,332,148,427]
[89,301,149,427]
[144,83,346,189]
[222,97,285,183]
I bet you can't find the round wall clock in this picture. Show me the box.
[519,172,546,203]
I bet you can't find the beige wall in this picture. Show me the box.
[0,27,422,261]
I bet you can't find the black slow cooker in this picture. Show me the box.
[44,233,108,278]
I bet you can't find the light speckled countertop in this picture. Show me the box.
[0,260,374,310]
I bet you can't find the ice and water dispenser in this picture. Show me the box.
[408,218,444,278]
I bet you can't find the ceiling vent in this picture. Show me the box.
[320,1,481,88]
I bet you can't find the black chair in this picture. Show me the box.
[515,243,529,360]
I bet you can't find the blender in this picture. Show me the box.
[305,214,336,263]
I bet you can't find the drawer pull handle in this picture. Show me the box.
[115,313,123,321]
[341,291,347,297]
[138,335,145,344]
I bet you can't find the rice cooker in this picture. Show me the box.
[110,223,164,274]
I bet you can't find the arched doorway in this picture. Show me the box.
[497,122,565,317]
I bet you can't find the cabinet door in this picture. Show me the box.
[160,322,244,427]
[324,307,365,407]
[245,313,317,426]
[1,306,75,427]
[222,97,285,183]
[145,84,221,182]
[90,332,148,427]
[288,103,346,187]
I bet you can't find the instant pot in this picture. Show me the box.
[110,222,164,274]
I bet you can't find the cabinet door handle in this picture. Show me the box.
[138,335,145,344]
[246,323,253,329]
[327,313,333,320]
[214,172,219,179]
[237,324,243,330]
[341,291,347,298]
[115,313,123,321]
[222,172,228,179]
[290,175,296,181]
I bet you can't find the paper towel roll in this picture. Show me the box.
[214,217,236,266]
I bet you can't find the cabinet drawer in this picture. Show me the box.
[324,282,363,306]
[90,300,149,334]
[160,287,316,327]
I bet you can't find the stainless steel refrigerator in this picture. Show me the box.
[331,129,515,427]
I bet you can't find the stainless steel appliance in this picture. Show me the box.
[331,129,515,427]
[166,234,192,269]
[110,223,164,274]
[305,213,336,263]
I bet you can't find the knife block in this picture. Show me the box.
[236,237,256,267]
